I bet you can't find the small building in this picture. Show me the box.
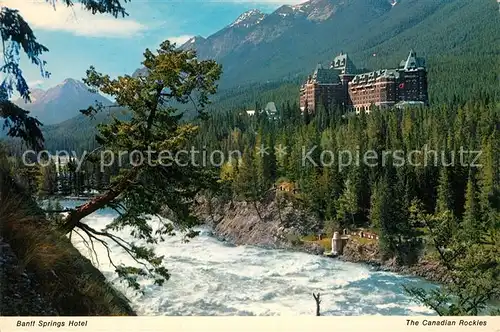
[357,229,380,240]
[276,180,299,193]
[331,231,350,256]
[243,102,278,119]
[394,100,426,109]
[264,102,278,120]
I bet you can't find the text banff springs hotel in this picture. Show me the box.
[16,320,88,328]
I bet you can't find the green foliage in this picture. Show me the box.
[45,41,223,289]
[405,205,499,315]
[195,0,499,107]
[2,0,498,311]
[285,233,303,247]
[37,164,57,197]
[0,186,135,315]
[435,167,454,214]
[0,0,131,150]
[191,95,498,315]
[337,175,360,229]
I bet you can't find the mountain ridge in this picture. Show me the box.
[229,9,267,28]
[9,0,498,149]
[179,0,498,88]
[12,79,112,126]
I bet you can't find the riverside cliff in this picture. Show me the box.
[193,193,447,283]
[193,193,325,255]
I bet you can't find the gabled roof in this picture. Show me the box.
[401,50,426,70]
[312,64,341,84]
[351,69,399,84]
[331,52,357,75]
[265,101,277,114]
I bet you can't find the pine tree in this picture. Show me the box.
[336,176,359,230]
[53,41,222,289]
[477,134,500,230]
[37,163,57,198]
[1,1,131,151]
[233,148,263,221]
[435,167,454,214]
[370,178,394,258]
[462,171,481,235]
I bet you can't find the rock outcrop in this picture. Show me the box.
[340,237,448,282]
[193,193,447,283]
[193,193,322,249]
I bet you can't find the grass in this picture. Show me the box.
[315,238,332,252]
[0,170,136,316]
[355,237,377,245]
[302,232,379,252]
[302,236,332,252]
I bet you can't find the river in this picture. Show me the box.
[61,200,436,316]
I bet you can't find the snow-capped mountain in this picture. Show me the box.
[178,0,392,86]
[274,0,337,21]
[229,9,268,28]
[13,79,112,125]
[174,0,493,89]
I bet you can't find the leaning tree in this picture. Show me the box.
[1,1,225,289]
[56,41,222,289]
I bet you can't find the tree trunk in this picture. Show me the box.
[253,200,264,222]
[276,194,284,224]
[312,293,321,316]
[60,167,140,233]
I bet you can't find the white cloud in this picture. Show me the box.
[166,35,194,46]
[27,80,45,88]
[2,0,146,38]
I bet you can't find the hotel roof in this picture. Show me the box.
[311,63,341,84]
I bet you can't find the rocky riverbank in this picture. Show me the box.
[339,237,448,283]
[192,193,324,253]
[192,193,447,283]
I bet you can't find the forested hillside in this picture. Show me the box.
[183,0,499,89]
[35,0,499,151]
[18,93,499,314]
[194,99,500,315]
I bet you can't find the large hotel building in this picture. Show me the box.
[299,50,428,114]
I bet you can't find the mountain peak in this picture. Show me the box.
[57,78,87,90]
[274,0,336,21]
[229,9,267,28]
[186,35,205,44]
[179,35,206,52]
[13,78,111,125]
[62,78,78,84]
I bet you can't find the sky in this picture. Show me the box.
[2,0,306,91]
